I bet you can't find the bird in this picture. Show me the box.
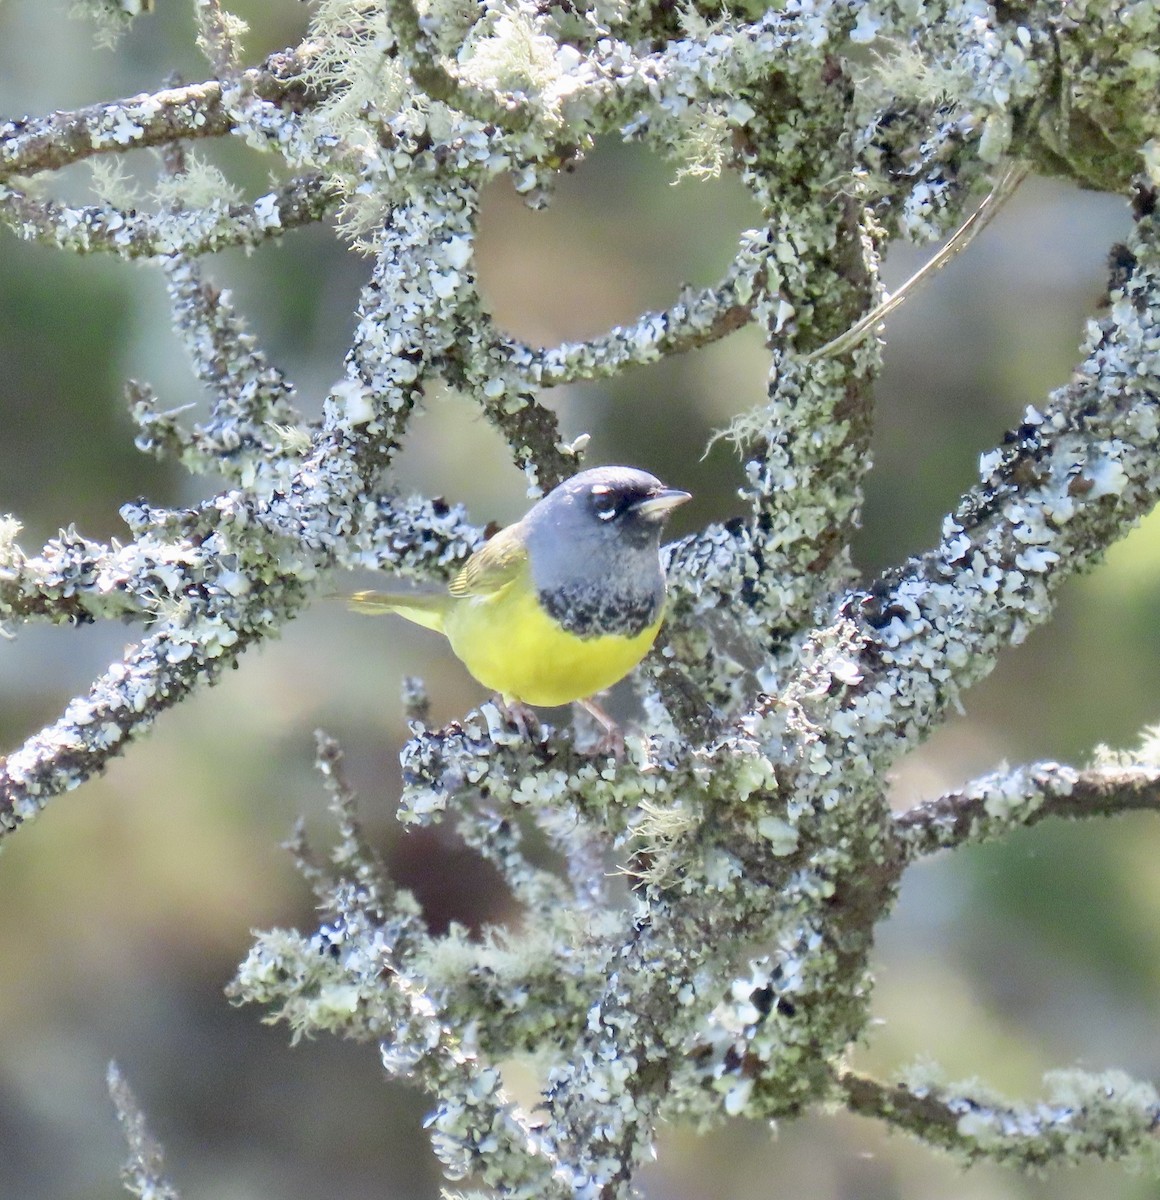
[349,466,691,715]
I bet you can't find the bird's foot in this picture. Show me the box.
[488,695,544,744]
[573,697,625,760]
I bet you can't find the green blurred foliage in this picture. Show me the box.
[0,4,1157,1200]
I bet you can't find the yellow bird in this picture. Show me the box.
[350,466,690,709]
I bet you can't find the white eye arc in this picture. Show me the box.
[591,485,619,521]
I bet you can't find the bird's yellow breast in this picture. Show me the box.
[441,576,662,707]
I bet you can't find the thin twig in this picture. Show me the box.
[807,162,1030,361]
[107,1063,181,1200]
[0,174,334,258]
[384,0,532,130]
[531,258,766,387]
[0,45,319,178]
[194,0,242,78]
[836,1067,1160,1169]
[896,759,1160,859]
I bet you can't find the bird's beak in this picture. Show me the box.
[632,487,692,523]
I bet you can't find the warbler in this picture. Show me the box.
[350,466,690,707]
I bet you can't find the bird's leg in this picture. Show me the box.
[574,696,625,759]
[492,695,543,742]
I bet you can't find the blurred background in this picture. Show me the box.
[1,3,1158,1199]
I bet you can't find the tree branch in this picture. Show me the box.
[837,1067,1160,1170]
[107,1063,181,1200]
[0,174,334,258]
[0,46,318,179]
[383,0,532,131]
[524,243,768,387]
[852,196,1160,754]
[897,759,1160,859]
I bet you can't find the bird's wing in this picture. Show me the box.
[448,523,528,597]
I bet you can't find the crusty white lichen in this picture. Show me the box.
[106,1062,180,1200]
[856,1066,1160,1171]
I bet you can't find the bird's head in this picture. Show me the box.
[548,466,691,549]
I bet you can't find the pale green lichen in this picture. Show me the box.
[0,515,23,566]
[70,0,153,49]
[89,158,141,210]
[152,154,243,211]
[1111,722,1160,770]
[671,107,732,181]
[458,11,560,101]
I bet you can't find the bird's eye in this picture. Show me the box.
[591,485,619,521]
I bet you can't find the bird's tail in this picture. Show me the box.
[347,589,448,634]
